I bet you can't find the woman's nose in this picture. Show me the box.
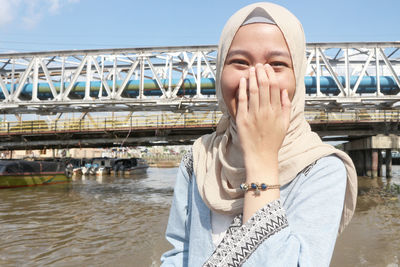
[244,63,263,79]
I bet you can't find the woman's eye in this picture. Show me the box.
[230,59,249,66]
[270,61,289,68]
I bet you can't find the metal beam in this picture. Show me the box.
[0,42,399,114]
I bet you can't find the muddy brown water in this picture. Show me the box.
[0,167,399,266]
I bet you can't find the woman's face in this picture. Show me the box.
[221,23,296,117]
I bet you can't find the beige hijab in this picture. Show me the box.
[192,2,357,233]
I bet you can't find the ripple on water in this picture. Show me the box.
[331,175,400,267]
[1,166,399,267]
[0,168,175,267]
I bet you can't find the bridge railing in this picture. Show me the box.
[1,109,399,135]
[305,109,400,122]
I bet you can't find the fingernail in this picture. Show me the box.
[255,63,262,68]
[264,63,270,68]
[250,66,255,72]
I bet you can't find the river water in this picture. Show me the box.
[0,166,399,266]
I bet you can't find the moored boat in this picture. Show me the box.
[65,158,83,177]
[111,158,149,175]
[0,159,71,189]
[91,158,112,176]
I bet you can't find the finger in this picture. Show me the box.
[255,63,270,109]
[265,64,281,110]
[248,66,259,114]
[281,89,292,129]
[236,77,248,119]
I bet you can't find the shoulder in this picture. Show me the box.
[300,154,347,189]
[311,155,346,175]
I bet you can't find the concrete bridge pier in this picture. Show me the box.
[344,135,399,178]
[377,150,383,177]
[371,150,379,178]
[385,148,392,178]
[348,149,379,177]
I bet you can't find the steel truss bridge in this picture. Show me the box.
[0,42,400,149]
[0,42,400,114]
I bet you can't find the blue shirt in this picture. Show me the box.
[161,153,346,267]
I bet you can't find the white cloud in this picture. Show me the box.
[0,0,16,27]
[48,0,61,15]
[22,14,43,29]
[22,0,43,29]
[0,0,80,29]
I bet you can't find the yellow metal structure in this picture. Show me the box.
[0,110,399,135]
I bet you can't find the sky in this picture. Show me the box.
[0,0,399,53]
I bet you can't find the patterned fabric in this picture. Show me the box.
[183,148,314,266]
[182,148,193,179]
[203,199,288,267]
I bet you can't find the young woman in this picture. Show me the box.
[161,2,357,266]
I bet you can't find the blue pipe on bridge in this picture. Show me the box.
[1,76,399,99]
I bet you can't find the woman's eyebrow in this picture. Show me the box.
[266,50,291,58]
[226,49,252,59]
[226,49,291,59]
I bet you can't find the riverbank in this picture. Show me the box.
[142,154,182,168]
[0,147,187,169]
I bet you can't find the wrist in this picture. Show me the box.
[244,155,279,183]
[245,168,279,184]
[244,151,277,162]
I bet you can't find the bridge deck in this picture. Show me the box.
[1,110,399,149]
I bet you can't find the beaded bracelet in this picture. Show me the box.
[240,182,280,195]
